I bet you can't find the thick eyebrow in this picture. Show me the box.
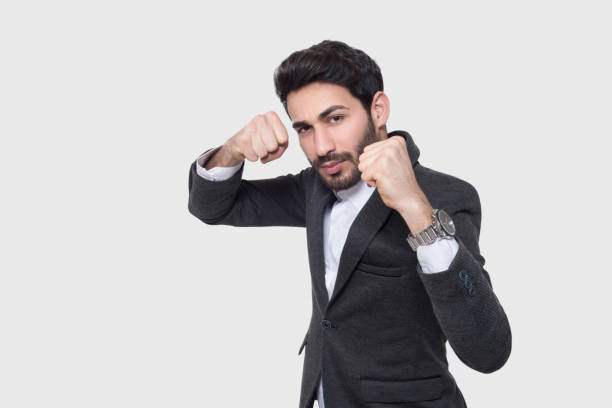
[291,105,349,130]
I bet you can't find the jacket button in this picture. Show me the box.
[321,320,332,329]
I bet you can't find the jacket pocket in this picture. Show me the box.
[356,261,409,277]
[298,331,308,355]
[360,375,443,403]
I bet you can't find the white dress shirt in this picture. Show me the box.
[195,147,459,408]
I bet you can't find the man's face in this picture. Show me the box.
[287,82,382,191]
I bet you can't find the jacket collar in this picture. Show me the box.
[306,130,420,312]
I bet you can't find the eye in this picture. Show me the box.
[329,115,343,123]
[297,125,310,134]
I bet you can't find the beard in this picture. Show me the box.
[312,115,380,191]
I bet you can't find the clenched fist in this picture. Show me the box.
[358,135,434,235]
[205,111,289,170]
[231,111,290,163]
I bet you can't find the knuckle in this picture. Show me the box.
[244,121,256,133]
[254,114,265,125]
[268,139,279,151]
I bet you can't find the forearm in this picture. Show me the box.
[417,238,512,373]
[188,148,309,227]
[203,142,244,169]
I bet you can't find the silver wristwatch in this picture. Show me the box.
[406,208,456,251]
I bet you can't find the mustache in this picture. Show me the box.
[315,153,354,167]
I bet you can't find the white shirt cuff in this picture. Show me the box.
[416,237,459,274]
[195,146,244,181]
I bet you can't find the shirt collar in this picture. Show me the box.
[332,179,376,210]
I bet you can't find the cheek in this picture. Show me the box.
[299,139,314,161]
[341,121,366,147]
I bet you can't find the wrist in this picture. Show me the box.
[204,142,244,169]
[398,200,434,235]
[406,208,456,251]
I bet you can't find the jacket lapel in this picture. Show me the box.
[306,130,421,312]
[326,186,393,309]
[306,175,336,312]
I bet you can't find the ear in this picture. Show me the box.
[369,91,390,131]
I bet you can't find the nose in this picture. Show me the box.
[313,127,335,158]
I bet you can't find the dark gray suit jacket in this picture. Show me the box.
[187,130,511,408]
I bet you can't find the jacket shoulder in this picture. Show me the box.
[415,163,480,207]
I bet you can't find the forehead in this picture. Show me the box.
[286,82,360,121]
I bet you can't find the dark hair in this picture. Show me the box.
[273,40,384,117]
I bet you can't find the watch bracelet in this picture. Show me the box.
[406,209,447,251]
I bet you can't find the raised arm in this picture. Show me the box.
[188,111,311,228]
[416,181,512,373]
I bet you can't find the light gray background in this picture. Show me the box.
[1,0,610,406]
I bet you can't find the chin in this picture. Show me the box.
[318,165,361,191]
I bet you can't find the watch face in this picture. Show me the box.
[437,209,456,235]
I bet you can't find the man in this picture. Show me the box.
[188,40,511,408]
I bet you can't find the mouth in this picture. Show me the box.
[321,160,344,175]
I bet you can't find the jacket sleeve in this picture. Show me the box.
[416,181,512,373]
[187,148,311,228]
